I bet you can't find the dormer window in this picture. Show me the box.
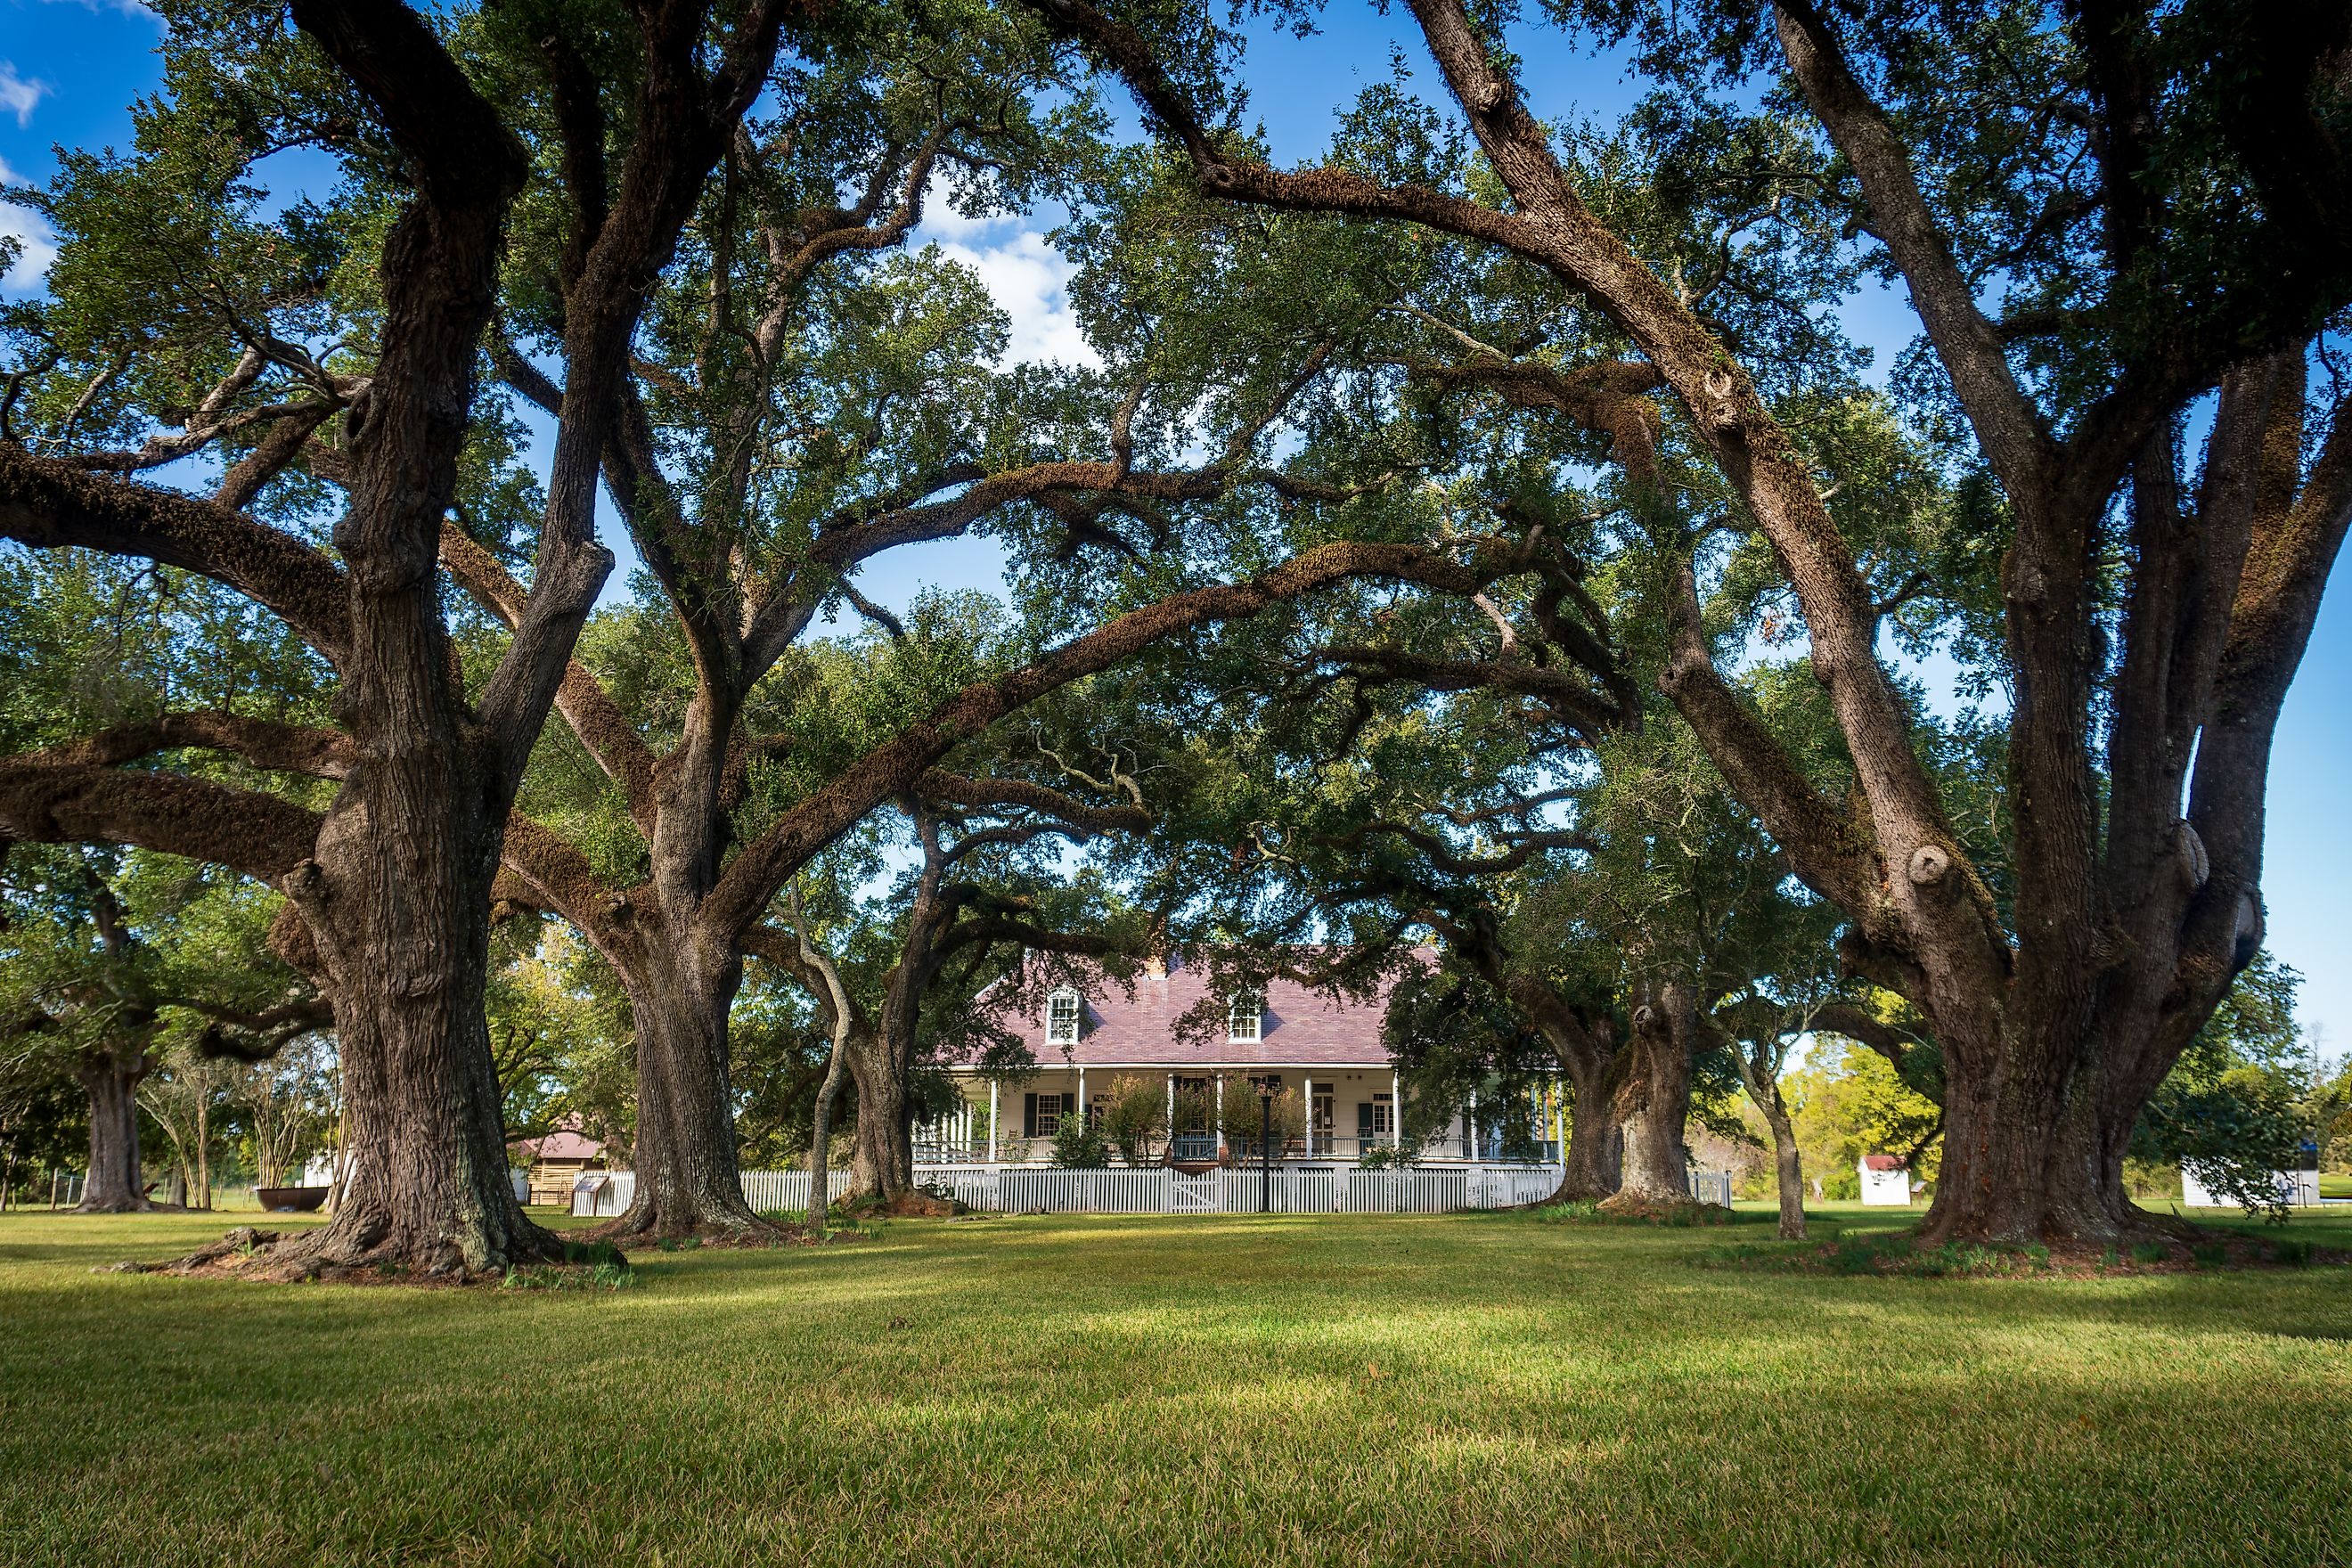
[1227,991,1263,1043]
[1047,988,1082,1044]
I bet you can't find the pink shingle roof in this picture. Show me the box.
[519,1128,603,1163]
[964,952,1413,1069]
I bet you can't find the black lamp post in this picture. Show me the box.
[1257,1082,1275,1213]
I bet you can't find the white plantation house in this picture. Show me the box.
[923,951,1566,1168]
[573,952,1739,1218]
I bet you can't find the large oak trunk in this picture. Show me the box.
[1605,983,1699,1208]
[604,943,769,1237]
[843,1028,912,1203]
[1552,1051,1621,1203]
[229,6,563,1281]
[74,1048,151,1213]
[1920,1029,2158,1245]
[275,800,559,1278]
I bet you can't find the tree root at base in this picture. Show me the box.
[106,1217,577,1285]
[578,1210,817,1248]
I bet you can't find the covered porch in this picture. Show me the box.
[919,1066,1567,1167]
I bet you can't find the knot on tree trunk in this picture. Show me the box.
[2175,821,2209,889]
[1906,844,1951,886]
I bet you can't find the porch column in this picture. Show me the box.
[1468,1088,1478,1162]
[988,1079,1000,1164]
[1077,1066,1086,1125]
[1215,1072,1227,1160]
[1392,1068,1402,1147]
[1303,1077,1313,1158]
[1165,1074,1175,1161]
[1551,1074,1564,1162]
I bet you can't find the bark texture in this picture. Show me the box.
[74,1046,152,1213]
[844,1028,913,1203]
[1555,1048,1621,1203]
[1605,983,1700,1209]
[600,937,772,1238]
[805,1019,852,1225]
[1510,986,1623,1205]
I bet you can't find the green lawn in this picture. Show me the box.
[2,1205,2348,1567]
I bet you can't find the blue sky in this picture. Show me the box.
[4,0,2347,1060]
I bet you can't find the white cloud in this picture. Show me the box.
[0,158,58,293]
[0,63,50,128]
[930,227,1098,371]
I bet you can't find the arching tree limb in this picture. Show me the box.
[0,445,351,666]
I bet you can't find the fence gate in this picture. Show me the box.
[1171,1172,1221,1213]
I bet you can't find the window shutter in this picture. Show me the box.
[1024,1093,1038,1139]
[1357,1102,1374,1139]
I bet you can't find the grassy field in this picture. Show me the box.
[1,1204,2348,1567]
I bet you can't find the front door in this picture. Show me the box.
[1174,1076,1213,1162]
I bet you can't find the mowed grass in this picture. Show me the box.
[2,1205,2348,1567]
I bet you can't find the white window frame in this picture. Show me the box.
[1227,991,1263,1043]
[1046,988,1082,1045]
[1033,1096,1063,1138]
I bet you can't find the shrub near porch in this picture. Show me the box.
[0,1206,2346,1566]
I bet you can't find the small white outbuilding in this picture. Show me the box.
[1858,1154,1916,1206]
[2179,1162,2319,1208]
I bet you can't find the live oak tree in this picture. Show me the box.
[1024,69,1938,1214]
[0,859,169,1213]
[753,692,1159,1206]
[0,551,332,1211]
[1115,279,1898,1213]
[0,846,329,1212]
[0,0,802,1275]
[1033,0,2352,1243]
[463,59,1534,1237]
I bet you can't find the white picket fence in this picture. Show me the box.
[572,1164,1731,1217]
[1687,1169,1735,1207]
[572,1165,1572,1216]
